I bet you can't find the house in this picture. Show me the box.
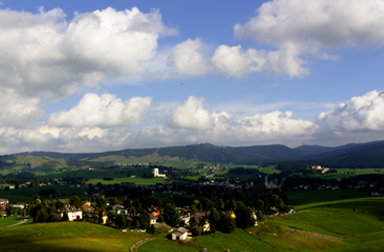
[0,199,9,206]
[81,202,95,213]
[153,168,167,178]
[55,206,83,221]
[189,211,210,232]
[86,212,108,224]
[149,213,156,225]
[172,227,188,240]
[13,203,27,209]
[112,204,127,215]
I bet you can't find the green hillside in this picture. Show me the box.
[1,195,384,251]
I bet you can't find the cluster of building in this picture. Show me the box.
[311,165,331,174]
[203,164,223,171]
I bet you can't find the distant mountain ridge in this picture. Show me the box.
[10,140,384,168]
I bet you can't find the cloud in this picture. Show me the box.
[168,96,318,142]
[0,95,320,154]
[235,0,384,47]
[168,38,208,76]
[229,0,384,77]
[0,7,175,98]
[317,90,384,132]
[48,93,152,128]
[169,96,213,130]
[0,89,44,128]
[210,43,308,78]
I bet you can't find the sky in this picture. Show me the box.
[0,0,384,154]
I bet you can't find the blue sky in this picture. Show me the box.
[0,0,384,154]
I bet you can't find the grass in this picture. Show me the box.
[286,189,368,206]
[88,177,167,185]
[0,185,89,202]
[139,239,200,252]
[193,228,274,251]
[264,196,384,251]
[0,216,31,227]
[0,221,149,252]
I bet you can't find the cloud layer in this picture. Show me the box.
[317,90,384,132]
[48,93,152,128]
[153,0,384,79]
[0,7,174,99]
[1,90,384,154]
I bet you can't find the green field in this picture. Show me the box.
[0,221,149,252]
[0,216,32,227]
[286,189,368,205]
[139,239,200,252]
[0,185,89,202]
[262,196,384,251]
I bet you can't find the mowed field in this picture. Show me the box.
[0,221,149,252]
[0,216,33,228]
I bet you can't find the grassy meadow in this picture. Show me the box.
[0,221,149,252]
[0,216,32,227]
[0,185,89,202]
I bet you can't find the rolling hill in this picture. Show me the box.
[2,140,384,170]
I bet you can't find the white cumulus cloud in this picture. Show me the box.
[317,90,384,132]
[228,0,384,77]
[170,96,213,130]
[0,89,44,128]
[210,43,308,78]
[48,93,152,128]
[0,7,175,98]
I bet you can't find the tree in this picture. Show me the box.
[108,210,117,223]
[165,205,180,227]
[235,202,255,229]
[191,226,200,237]
[138,213,150,229]
[255,199,264,210]
[69,195,82,209]
[133,199,142,214]
[256,210,265,221]
[55,199,65,209]
[147,224,155,234]
[16,207,23,216]
[218,212,236,233]
[210,207,221,226]
[116,214,126,228]
[110,197,122,206]
[224,199,237,211]
[135,220,140,229]
[95,196,108,210]
[33,205,49,223]
[62,211,69,222]
[5,205,14,216]
[190,204,198,214]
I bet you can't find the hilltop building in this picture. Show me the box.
[153,168,167,178]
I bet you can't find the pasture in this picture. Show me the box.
[0,216,32,227]
[0,221,149,252]
[0,185,89,202]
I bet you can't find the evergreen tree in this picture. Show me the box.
[210,207,221,226]
[62,211,69,221]
[69,195,82,209]
[138,213,150,229]
[218,212,236,233]
[116,214,126,228]
[235,202,255,229]
[165,206,180,227]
